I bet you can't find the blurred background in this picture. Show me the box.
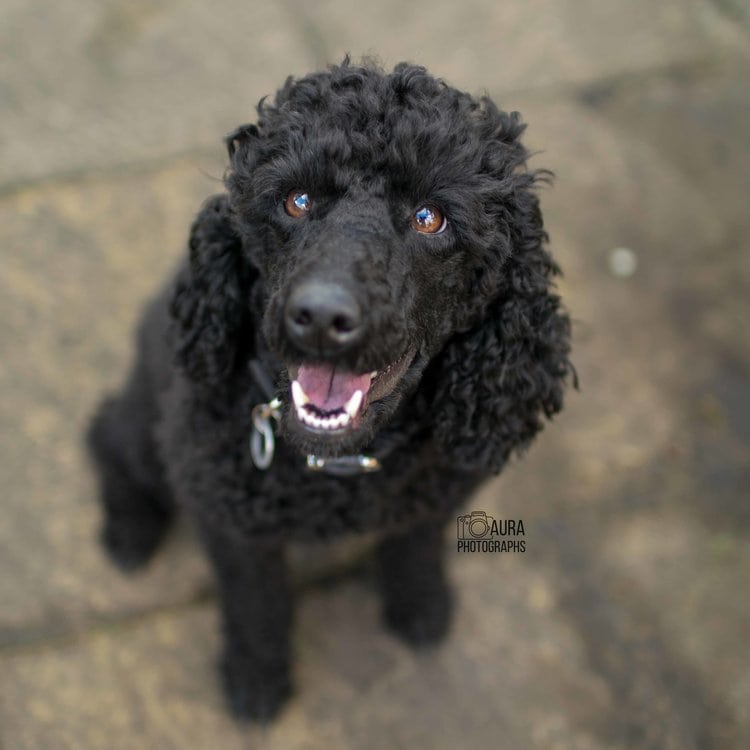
[1,1,749,748]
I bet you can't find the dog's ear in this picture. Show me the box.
[428,190,573,472]
[170,194,256,386]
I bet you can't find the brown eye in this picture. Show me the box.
[411,204,446,234]
[284,191,312,218]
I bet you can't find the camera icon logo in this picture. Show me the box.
[456,511,495,540]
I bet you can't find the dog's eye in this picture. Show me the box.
[284,191,312,218]
[411,204,447,234]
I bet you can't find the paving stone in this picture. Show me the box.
[571,57,750,371]
[3,1,747,190]
[0,556,612,750]
[0,0,316,189]
[472,60,750,748]
[563,59,750,747]
[601,508,750,748]
[283,0,747,97]
[493,58,749,503]
[0,161,218,644]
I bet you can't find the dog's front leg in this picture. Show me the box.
[377,518,452,647]
[199,524,292,722]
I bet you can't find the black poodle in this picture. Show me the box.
[88,59,572,721]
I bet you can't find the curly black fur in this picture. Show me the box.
[88,59,572,722]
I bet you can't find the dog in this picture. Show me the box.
[88,58,572,721]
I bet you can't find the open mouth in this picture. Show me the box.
[289,349,415,433]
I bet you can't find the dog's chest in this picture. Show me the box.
[159,379,475,538]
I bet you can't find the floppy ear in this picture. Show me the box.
[170,194,257,386]
[428,190,573,472]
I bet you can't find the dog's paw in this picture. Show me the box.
[383,586,453,648]
[100,513,169,572]
[221,655,292,723]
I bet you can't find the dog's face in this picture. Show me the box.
[224,63,544,458]
[226,65,529,457]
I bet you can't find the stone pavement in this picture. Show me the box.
[1,1,749,748]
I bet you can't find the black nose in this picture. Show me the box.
[284,280,363,354]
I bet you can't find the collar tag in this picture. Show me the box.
[250,398,282,470]
[248,393,383,476]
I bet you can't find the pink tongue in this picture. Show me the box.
[297,364,372,411]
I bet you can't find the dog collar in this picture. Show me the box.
[248,359,382,476]
[249,396,382,475]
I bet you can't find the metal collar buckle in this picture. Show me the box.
[307,454,381,476]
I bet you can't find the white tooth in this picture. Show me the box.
[344,390,363,418]
[291,380,309,408]
[370,370,379,379]
[296,406,306,422]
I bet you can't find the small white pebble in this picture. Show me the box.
[608,247,638,278]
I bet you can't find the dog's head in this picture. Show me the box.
[173,60,572,469]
